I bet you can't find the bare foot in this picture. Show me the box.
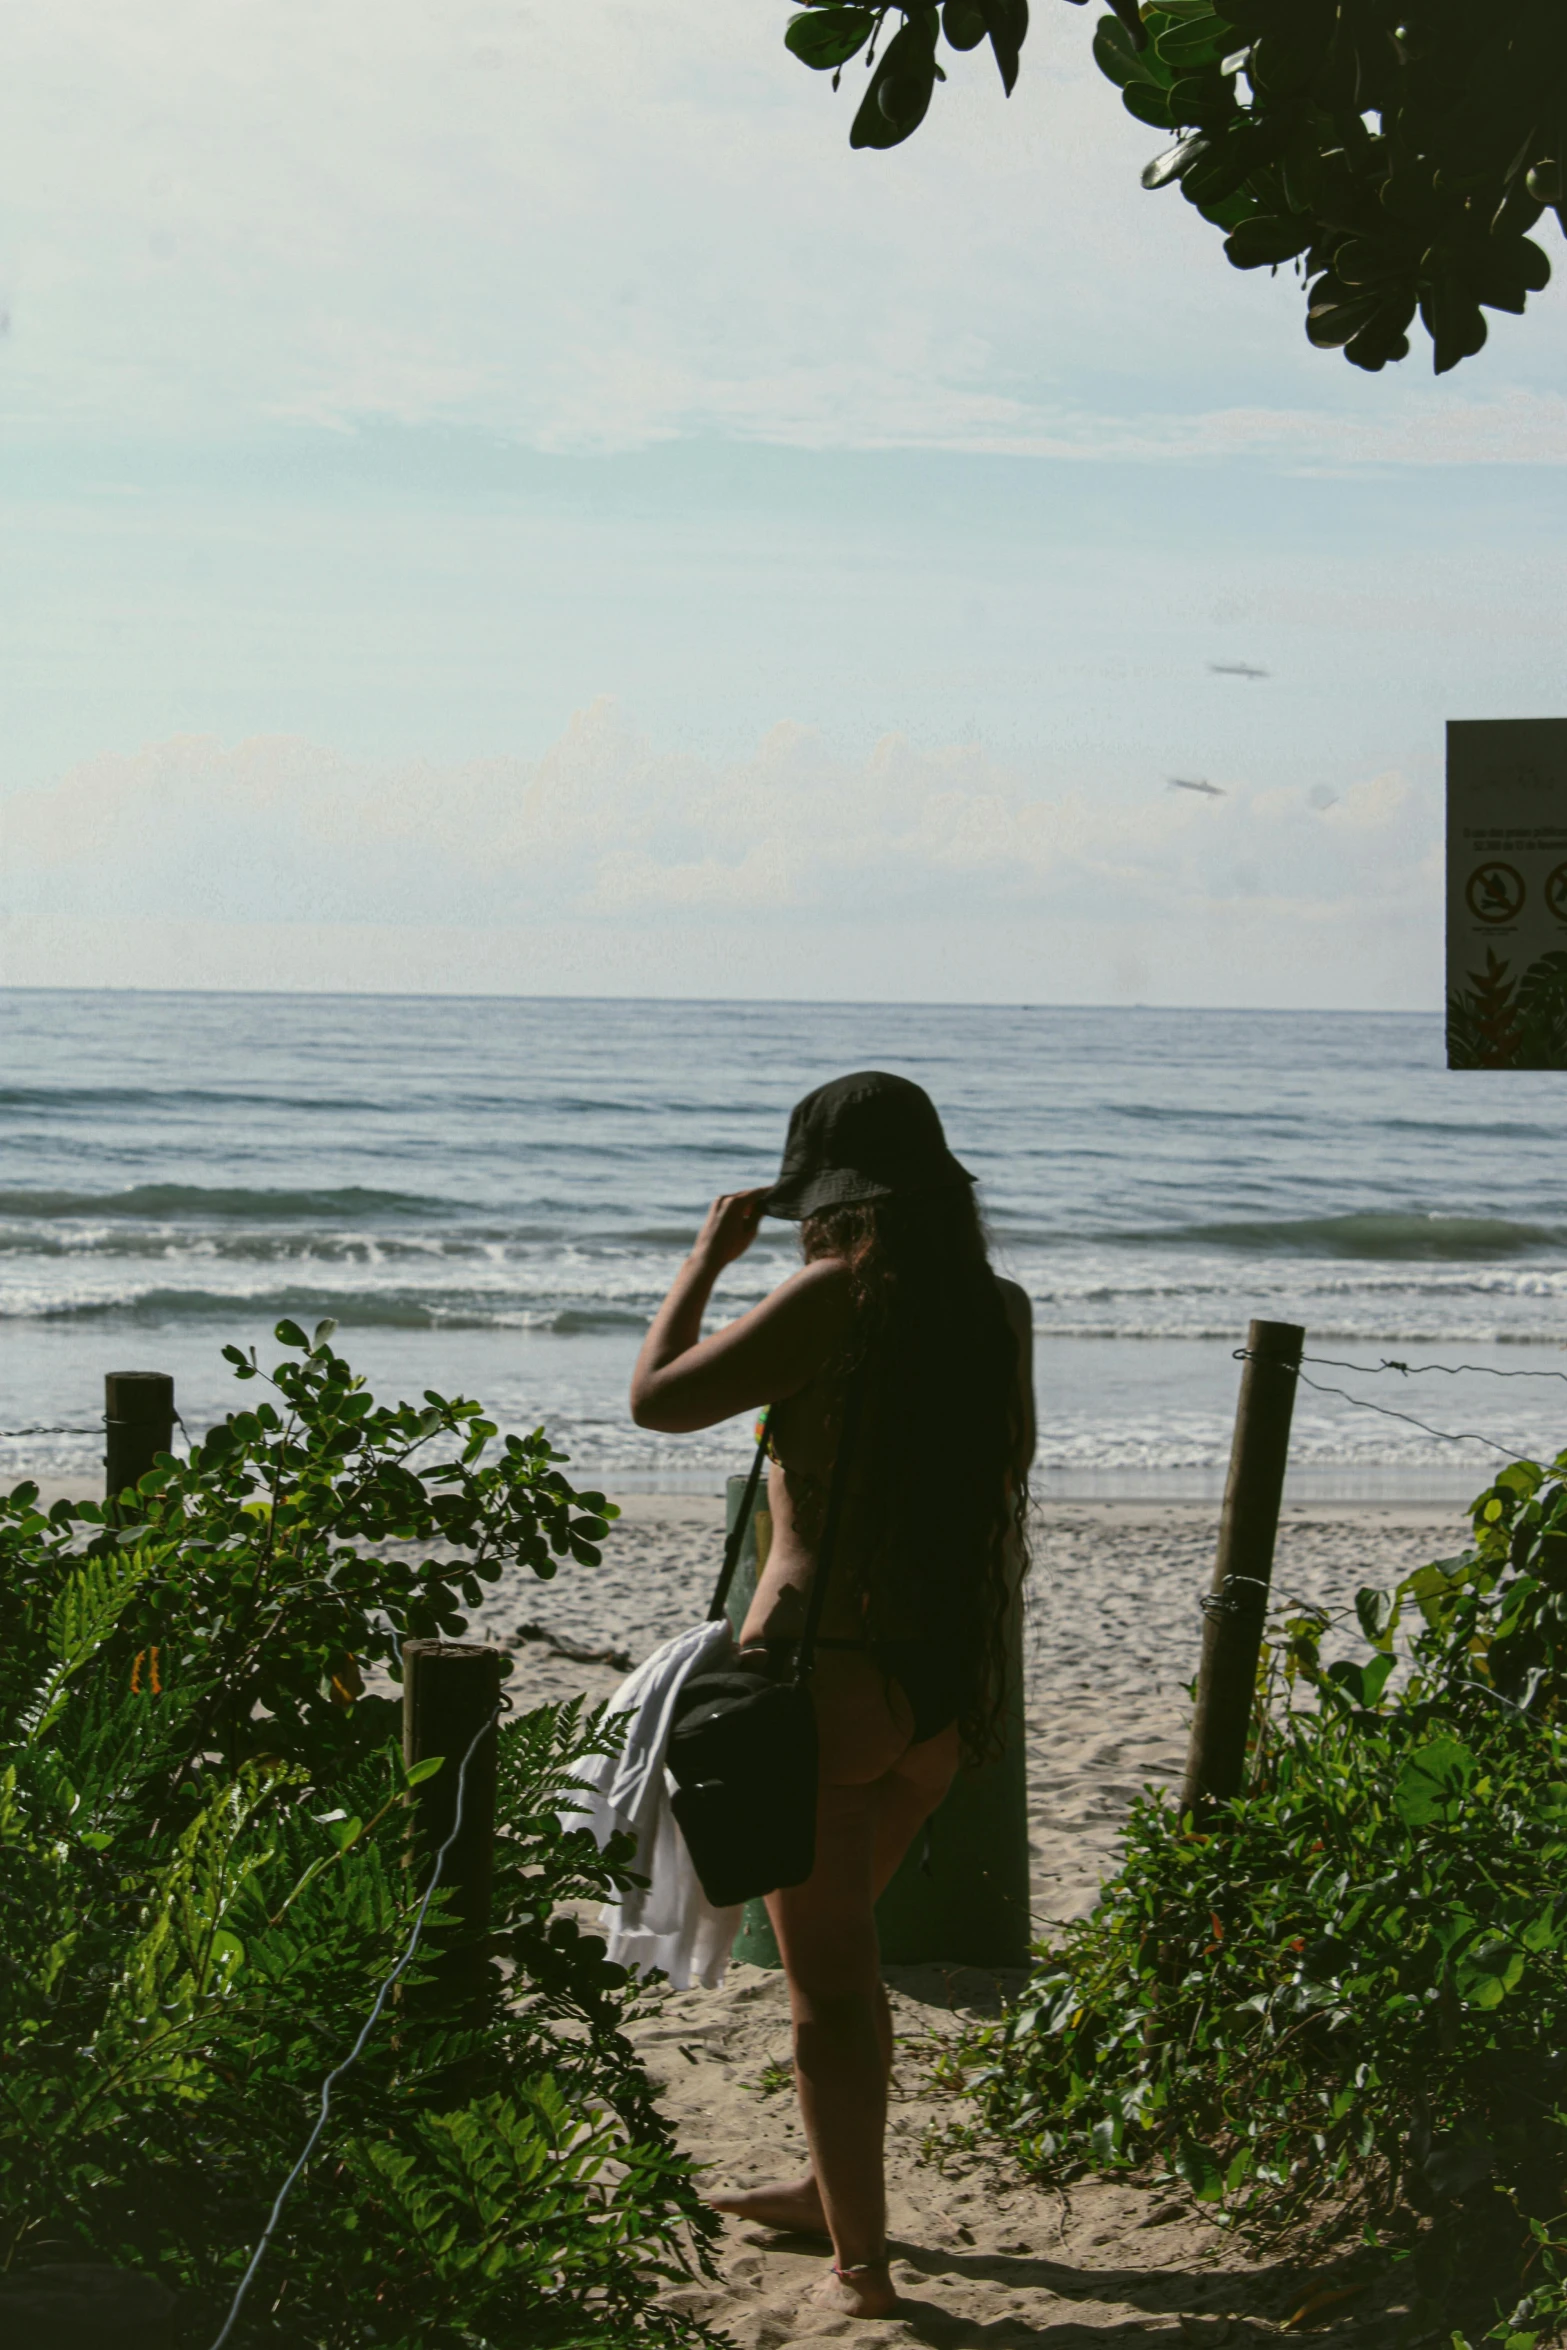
[806,2258,897,2318]
[706,2173,828,2235]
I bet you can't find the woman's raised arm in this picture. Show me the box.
[630,1190,852,1433]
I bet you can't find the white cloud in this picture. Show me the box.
[1322,770,1415,832]
[3,700,1447,958]
[980,389,1567,468]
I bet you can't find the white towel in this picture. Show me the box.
[561,1618,744,1991]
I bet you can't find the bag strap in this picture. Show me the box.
[705,1416,772,1622]
[796,1364,867,1683]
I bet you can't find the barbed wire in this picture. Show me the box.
[1200,1570,1270,1621]
[0,1423,103,1439]
[1,1411,197,1449]
[1294,1368,1538,1464]
[206,1703,503,2350]
[1234,1347,1540,1464]
[1303,1350,1567,1386]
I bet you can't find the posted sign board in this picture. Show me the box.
[1447,718,1567,1069]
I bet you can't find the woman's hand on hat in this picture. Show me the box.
[692,1188,769,1274]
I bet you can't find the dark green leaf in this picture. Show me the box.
[1362,1652,1396,1706]
[1103,0,1148,53]
[1094,13,1164,85]
[1142,131,1210,189]
[786,7,875,70]
[1194,185,1255,229]
[1306,285,1382,349]
[1182,122,1266,208]
[943,0,988,51]
[1355,1585,1397,1648]
[1166,70,1236,125]
[977,0,1027,96]
[851,16,938,148]
[1123,81,1175,128]
[1394,1736,1477,1827]
[1177,2137,1224,2200]
[1224,210,1312,266]
[1421,275,1488,374]
[1155,14,1230,69]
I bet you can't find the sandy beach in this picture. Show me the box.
[25,1474,1459,2340]
[481,1489,1457,2343]
[443,1487,1457,2343]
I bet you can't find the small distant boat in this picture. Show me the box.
[1208,661,1269,680]
[1167,777,1225,799]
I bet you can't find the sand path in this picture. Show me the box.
[492,1494,1455,2346]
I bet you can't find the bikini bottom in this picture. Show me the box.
[742,1634,963,1746]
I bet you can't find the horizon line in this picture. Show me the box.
[0,983,1435,1017]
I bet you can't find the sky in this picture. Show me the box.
[2,0,1565,1008]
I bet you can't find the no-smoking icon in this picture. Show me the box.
[1466,862,1525,924]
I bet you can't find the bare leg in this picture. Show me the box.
[706,1979,893,2237]
[766,1779,896,2314]
[784,1726,962,2316]
[706,1656,960,2317]
[707,1719,959,2294]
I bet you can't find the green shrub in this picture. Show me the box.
[0,1323,719,2348]
[966,1455,1567,2347]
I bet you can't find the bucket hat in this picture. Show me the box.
[763,1070,974,1221]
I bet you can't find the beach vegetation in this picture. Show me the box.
[747,2057,798,2098]
[0,1322,719,2348]
[1448,949,1567,1072]
[782,0,1565,376]
[962,1449,1567,2345]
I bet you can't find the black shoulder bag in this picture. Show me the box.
[665,1372,865,1911]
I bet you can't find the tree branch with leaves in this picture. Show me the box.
[784,0,1565,373]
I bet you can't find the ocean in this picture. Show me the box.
[5,989,1567,1499]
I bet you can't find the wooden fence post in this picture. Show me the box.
[104,1372,175,1499]
[1182,1319,1305,1817]
[401,1641,503,2017]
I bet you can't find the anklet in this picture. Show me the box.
[833,2258,888,2280]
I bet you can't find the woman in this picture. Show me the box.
[631,1071,1034,2318]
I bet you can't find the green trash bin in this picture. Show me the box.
[722,1473,1031,1970]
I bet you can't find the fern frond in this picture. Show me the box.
[18,1548,160,1742]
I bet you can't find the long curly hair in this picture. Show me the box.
[800,1187,1028,1757]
